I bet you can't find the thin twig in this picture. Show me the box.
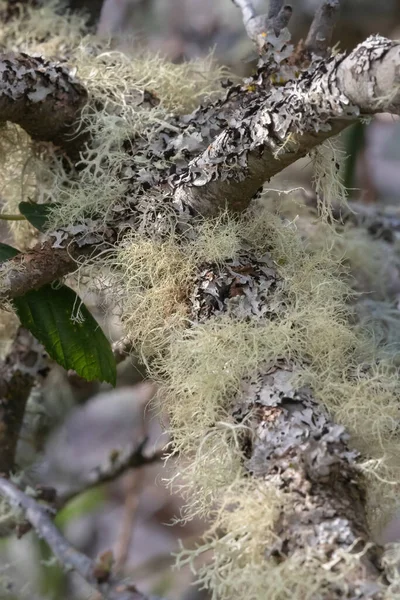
[57,439,165,508]
[233,0,292,47]
[305,0,340,56]
[0,476,154,600]
[115,471,144,573]
[0,213,27,221]
[0,327,48,475]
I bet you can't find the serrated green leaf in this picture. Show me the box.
[0,243,20,262]
[18,202,55,232]
[13,284,116,385]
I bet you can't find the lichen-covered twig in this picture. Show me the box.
[305,0,340,56]
[173,36,400,216]
[2,241,87,299]
[0,53,87,158]
[2,35,400,298]
[240,365,383,595]
[232,0,292,49]
[0,476,156,600]
[177,241,390,597]
[57,439,165,508]
[0,328,48,475]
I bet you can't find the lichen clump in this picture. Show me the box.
[114,204,400,597]
[0,0,230,231]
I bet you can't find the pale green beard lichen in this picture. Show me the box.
[111,206,400,598]
[0,0,231,231]
[311,136,348,220]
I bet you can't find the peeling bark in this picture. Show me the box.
[172,36,400,216]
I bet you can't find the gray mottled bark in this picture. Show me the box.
[0,53,87,157]
[172,36,400,216]
[188,251,387,597]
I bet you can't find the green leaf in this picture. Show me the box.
[0,242,20,262]
[18,202,55,232]
[13,284,116,385]
[56,488,105,527]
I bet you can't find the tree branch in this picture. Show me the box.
[2,35,400,296]
[0,327,48,475]
[233,0,292,49]
[172,35,400,216]
[242,364,383,592]
[57,439,165,508]
[187,249,388,596]
[0,476,158,600]
[0,53,87,158]
[305,0,340,57]
[2,240,91,299]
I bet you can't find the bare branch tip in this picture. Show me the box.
[305,0,340,56]
[268,0,284,20]
[273,4,293,33]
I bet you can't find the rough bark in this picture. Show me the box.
[0,53,87,158]
[0,327,48,474]
[188,252,387,597]
[172,36,400,216]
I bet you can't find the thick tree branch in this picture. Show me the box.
[2,36,400,298]
[0,476,157,600]
[188,250,387,596]
[242,364,383,594]
[172,35,400,216]
[0,53,87,158]
[0,327,48,475]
